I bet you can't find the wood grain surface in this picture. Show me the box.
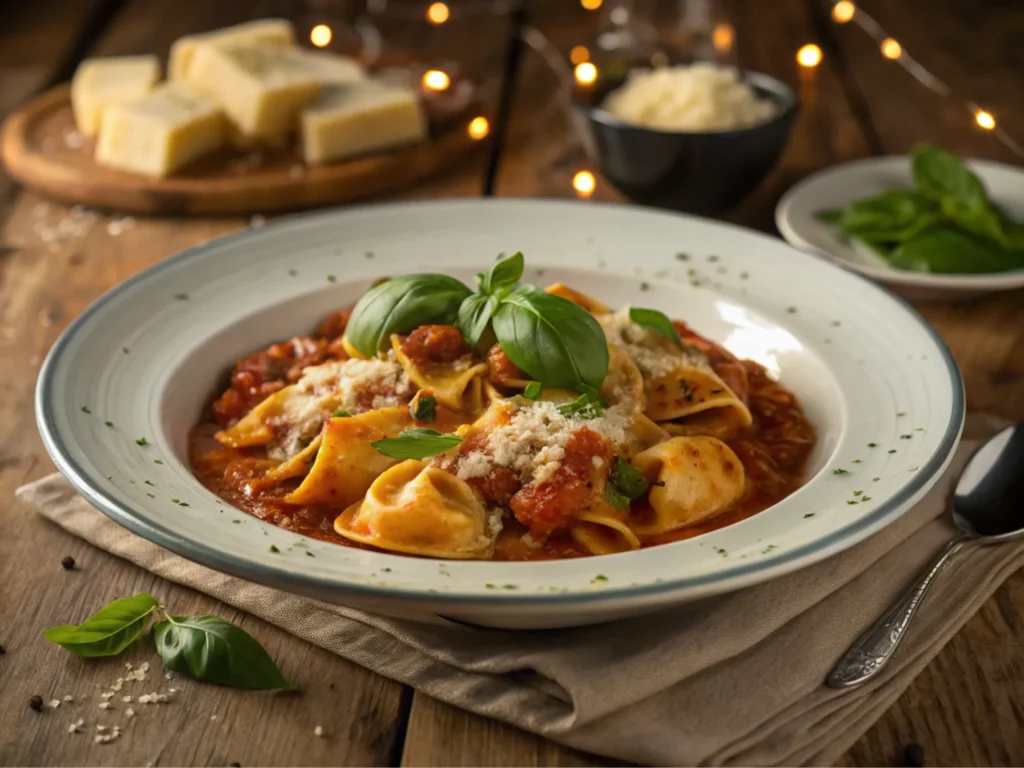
[1,0,1023,766]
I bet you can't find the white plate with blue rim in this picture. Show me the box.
[36,199,964,629]
[776,155,1024,301]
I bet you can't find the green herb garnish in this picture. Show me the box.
[372,428,462,459]
[629,307,684,348]
[410,395,437,423]
[522,381,542,400]
[333,408,351,418]
[604,457,650,510]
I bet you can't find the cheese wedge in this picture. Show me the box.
[183,44,321,141]
[301,81,427,165]
[95,84,225,177]
[70,55,160,138]
[169,18,295,81]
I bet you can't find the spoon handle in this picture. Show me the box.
[826,534,969,689]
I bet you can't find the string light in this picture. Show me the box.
[580,0,602,10]
[712,23,734,53]
[310,24,332,47]
[880,37,902,60]
[574,61,598,85]
[468,116,490,139]
[974,110,996,131]
[822,0,1024,157]
[426,2,449,24]
[796,44,822,68]
[572,170,596,198]
[570,45,590,65]
[831,0,855,23]
[422,69,451,91]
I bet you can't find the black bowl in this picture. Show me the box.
[575,70,798,216]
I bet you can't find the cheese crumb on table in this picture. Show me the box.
[314,725,324,737]
[71,55,160,137]
[183,44,321,142]
[301,81,426,165]
[96,84,225,178]
[169,18,295,81]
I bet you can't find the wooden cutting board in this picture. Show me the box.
[0,83,484,216]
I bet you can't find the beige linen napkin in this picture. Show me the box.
[17,415,1024,766]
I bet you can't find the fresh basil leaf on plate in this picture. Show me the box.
[372,428,463,459]
[410,394,437,423]
[153,615,291,690]
[836,190,939,244]
[911,143,989,211]
[610,457,650,500]
[629,307,684,348]
[43,593,159,658]
[888,227,1024,274]
[491,285,609,392]
[481,251,524,295]
[605,482,632,511]
[522,381,542,400]
[456,292,497,348]
[345,274,471,355]
[556,392,608,419]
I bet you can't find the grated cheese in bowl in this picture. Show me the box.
[600,63,778,132]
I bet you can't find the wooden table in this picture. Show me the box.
[1,0,1023,765]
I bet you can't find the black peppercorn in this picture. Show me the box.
[61,556,75,570]
[904,743,925,767]
[0,643,6,654]
[29,695,43,712]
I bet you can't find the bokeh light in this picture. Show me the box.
[831,1,855,23]
[427,2,449,24]
[574,62,598,85]
[468,116,490,139]
[796,44,822,68]
[573,170,596,198]
[310,25,332,47]
[422,69,451,91]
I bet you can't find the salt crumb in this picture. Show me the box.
[98,702,111,710]
[314,725,324,737]
[125,708,135,718]
[125,662,133,670]
[96,725,108,732]
[63,695,74,702]
[211,714,218,721]
[49,699,60,709]
[164,672,172,680]
[100,692,114,699]
[138,695,151,704]
[122,695,132,703]
[168,688,176,694]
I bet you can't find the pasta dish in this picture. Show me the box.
[191,254,815,560]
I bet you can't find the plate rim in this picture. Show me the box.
[35,198,966,605]
[775,155,1024,290]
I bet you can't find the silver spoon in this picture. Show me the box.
[827,423,1024,689]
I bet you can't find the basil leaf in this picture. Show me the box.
[556,392,607,419]
[410,394,437,423]
[888,227,1024,274]
[153,615,291,690]
[346,274,471,356]
[836,190,940,244]
[629,307,683,348]
[456,292,497,348]
[491,285,609,392]
[610,457,650,499]
[482,251,524,295]
[372,428,463,459]
[522,381,542,400]
[43,593,159,658]
[912,143,988,210]
[333,408,351,418]
[605,481,631,511]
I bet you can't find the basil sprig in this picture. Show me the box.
[153,615,292,690]
[372,428,462,459]
[43,593,159,658]
[346,274,471,355]
[629,307,684,348]
[816,143,1024,274]
[457,252,524,347]
[492,285,609,392]
[557,392,609,419]
[43,593,290,690]
[605,458,650,510]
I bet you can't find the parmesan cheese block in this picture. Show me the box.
[168,18,295,81]
[279,48,366,85]
[70,55,160,137]
[301,81,426,165]
[183,44,321,141]
[95,84,225,178]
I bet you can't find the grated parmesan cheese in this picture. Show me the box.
[456,399,632,486]
[269,356,413,459]
[599,306,705,379]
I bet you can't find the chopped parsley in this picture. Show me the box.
[803,513,815,518]
[173,293,189,301]
[80,406,91,414]
[268,544,280,553]
[410,395,437,423]
[333,408,351,418]
[675,252,690,261]
[832,468,849,475]
[104,421,115,428]
[135,437,148,446]
[153,459,164,465]
[867,442,877,448]
[326,275,337,283]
